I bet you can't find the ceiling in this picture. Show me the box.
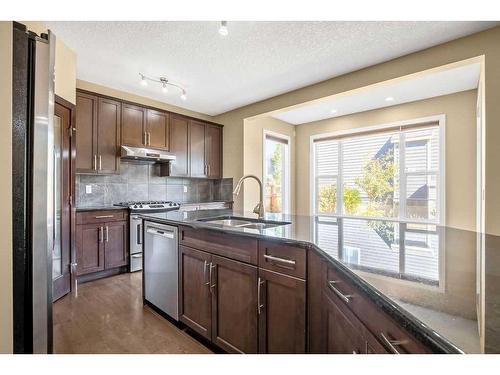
[272,62,481,125]
[46,21,497,116]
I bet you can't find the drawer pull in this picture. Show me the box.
[327,280,352,304]
[263,254,296,266]
[95,215,114,219]
[380,332,406,354]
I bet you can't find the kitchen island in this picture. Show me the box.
[139,209,499,354]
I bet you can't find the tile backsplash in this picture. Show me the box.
[76,161,233,208]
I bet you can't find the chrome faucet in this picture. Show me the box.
[233,175,265,219]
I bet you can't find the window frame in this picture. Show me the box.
[310,115,446,225]
[263,130,291,214]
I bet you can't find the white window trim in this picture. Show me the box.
[263,129,291,214]
[310,115,446,225]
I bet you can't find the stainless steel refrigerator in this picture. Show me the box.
[12,22,55,354]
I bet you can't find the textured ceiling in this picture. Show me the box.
[46,21,498,116]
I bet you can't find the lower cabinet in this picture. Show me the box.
[258,269,306,353]
[75,210,128,277]
[179,241,306,354]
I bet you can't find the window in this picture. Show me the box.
[264,131,290,214]
[312,118,443,224]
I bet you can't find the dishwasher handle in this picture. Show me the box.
[146,227,175,239]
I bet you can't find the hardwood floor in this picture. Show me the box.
[53,272,212,354]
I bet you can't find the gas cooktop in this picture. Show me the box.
[115,200,180,212]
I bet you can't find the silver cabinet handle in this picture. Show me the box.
[105,226,109,242]
[327,280,352,304]
[93,155,97,170]
[257,277,265,315]
[99,226,103,243]
[203,260,210,286]
[148,132,151,146]
[143,131,147,145]
[95,215,114,219]
[99,155,102,170]
[208,164,211,176]
[209,262,216,293]
[263,254,296,266]
[131,254,143,259]
[380,332,405,354]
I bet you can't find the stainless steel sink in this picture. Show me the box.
[197,216,290,230]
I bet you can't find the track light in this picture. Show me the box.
[219,21,228,36]
[139,73,187,101]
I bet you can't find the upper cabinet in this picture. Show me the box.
[169,114,190,177]
[168,115,223,179]
[76,92,120,174]
[75,89,222,177]
[121,103,170,150]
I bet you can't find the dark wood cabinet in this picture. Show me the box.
[75,210,128,277]
[169,114,190,177]
[211,255,258,353]
[189,120,207,178]
[121,103,146,148]
[179,246,212,340]
[97,97,121,174]
[205,124,222,178]
[323,291,366,354]
[75,92,120,174]
[147,109,169,150]
[76,223,104,275]
[258,269,306,353]
[104,221,128,269]
[75,92,98,173]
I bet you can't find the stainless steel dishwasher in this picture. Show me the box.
[143,221,179,320]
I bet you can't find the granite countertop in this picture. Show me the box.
[75,206,127,212]
[138,208,500,354]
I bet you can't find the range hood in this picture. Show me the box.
[121,145,176,163]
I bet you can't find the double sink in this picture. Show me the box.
[197,216,291,230]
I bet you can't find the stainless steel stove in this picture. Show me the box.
[114,200,180,272]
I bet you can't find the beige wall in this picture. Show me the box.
[23,21,77,104]
[77,80,213,122]
[295,90,477,231]
[243,116,295,213]
[214,26,500,237]
[0,21,13,354]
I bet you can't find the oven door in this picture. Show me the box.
[130,214,143,272]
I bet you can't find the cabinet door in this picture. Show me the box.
[104,221,128,269]
[179,246,212,339]
[147,109,169,150]
[169,115,190,176]
[323,291,365,354]
[189,120,206,178]
[205,124,222,178]
[97,97,121,174]
[121,103,146,147]
[211,255,258,353]
[258,269,306,353]
[75,92,98,173]
[76,223,104,275]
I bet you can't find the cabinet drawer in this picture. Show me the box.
[76,209,128,224]
[259,241,306,279]
[324,263,430,354]
[180,226,258,265]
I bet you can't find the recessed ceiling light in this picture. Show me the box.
[385,96,395,102]
[218,21,228,36]
[330,109,338,114]
[140,74,148,87]
[180,90,187,101]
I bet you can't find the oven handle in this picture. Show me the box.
[137,223,142,245]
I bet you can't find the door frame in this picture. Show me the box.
[54,95,77,298]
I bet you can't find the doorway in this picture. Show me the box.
[52,96,75,301]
